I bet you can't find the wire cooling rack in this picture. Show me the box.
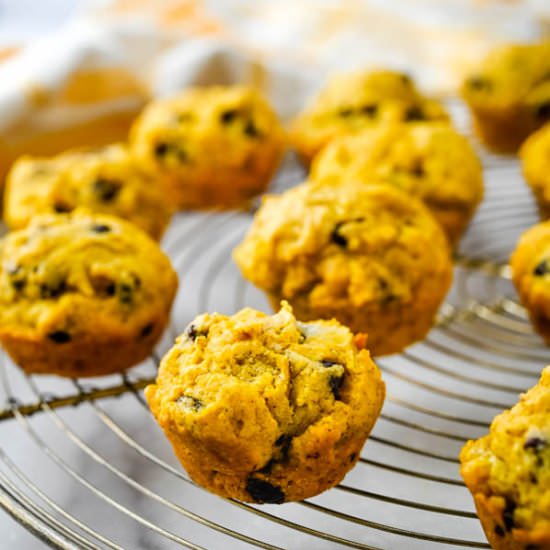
[0,100,548,550]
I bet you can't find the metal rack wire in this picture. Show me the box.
[0,102,548,549]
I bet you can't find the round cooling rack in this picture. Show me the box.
[0,101,549,550]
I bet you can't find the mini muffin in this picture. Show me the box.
[0,211,178,377]
[145,303,385,503]
[460,366,550,550]
[511,221,550,344]
[129,85,285,210]
[234,182,453,356]
[462,41,550,153]
[289,70,450,166]
[310,123,483,246]
[4,144,172,240]
[520,123,550,219]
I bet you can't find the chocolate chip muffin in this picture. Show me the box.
[462,41,550,153]
[310,123,483,246]
[289,70,449,167]
[520,123,550,220]
[460,366,550,550]
[145,303,385,503]
[129,85,285,210]
[233,182,453,356]
[4,144,172,240]
[0,211,178,377]
[511,221,550,344]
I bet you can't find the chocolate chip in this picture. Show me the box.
[176,395,203,411]
[468,76,491,91]
[405,105,425,121]
[331,223,348,248]
[275,435,292,459]
[93,178,120,202]
[53,203,72,213]
[533,260,549,276]
[220,109,239,124]
[349,453,357,462]
[338,107,354,117]
[47,330,71,344]
[40,280,66,299]
[360,104,378,117]
[411,162,424,177]
[105,283,116,296]
[494,525,505,537]
[140,323,154,338]
[6,265,26,291]
[321,359,339,368]
[298,331,306,344]
[246,477,285,504]
[12,279,26,291]
[329,374,344,400]
[91,224,111,233]
[503,499,516,532]
[185,324,207,341]
[244,120,260,138]
[536,102,550,120]
[118,283,133,305]
[154,142,187,163]
[524,436,546,452]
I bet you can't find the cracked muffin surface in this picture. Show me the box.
[462,41,550,152]
[310,123,483,246]
[511,221,550,345]
[289,70,449,166]
[234,181,453,356]
[145,303,385,503]
[129,85,285,210]
[460,366,550,550]
[4,144,172,240]
[0,211,178,377]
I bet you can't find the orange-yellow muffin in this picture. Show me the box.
[310,123,483,246]
[129,85,285,210]
[462,41,550,153]
[460,366,550,550]
[0,211,178,377]
[234,181,453,356]
[145,303,385,503]
[511,220,550,344]
[3,144,172,240]
[289,70,449,167]
[520,123,550,220]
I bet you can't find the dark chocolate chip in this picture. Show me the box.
[53,203,72,213]
[329,374,344,400]
[349,453,357,462]
[533,260,549,276]
[468,76,491,91]
[154,142,188,162]
[93,178,120,202]
[321,359,339,368]
[105,283,116,296]
[244,120,260,138]
[47,330,71,344]
[257,459,275,474]
[246,477,285,504]
[12,279,26,291]
[140,323,155,338]
[185,324,207,341]
[298,331,306,344]
[524,436,546,452]
[220,109,239,124]
[494,525,505,537]
[131,274,142,289]
[360,104,378,118]
[91,224,111,233]
[405,105,425,121]
[536,102,550,120]
[118,283,134,305]
[411,163,424,177]
[40,280,66,299]
[176,395,203,411]
[503,499,516,532]
[330,223,348,248]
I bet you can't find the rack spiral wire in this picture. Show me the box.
[0,100,548,549]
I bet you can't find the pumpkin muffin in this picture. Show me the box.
[511,220,550,344]
[310,123,483,246]
[145,303,385,503]
[0,211,178,377]
[129,85,285,210]
[460,366,550,550]
[462,41,550,153]
[520,123,550,220]
[289,70,449,166]
[234,182,453,356]
[4,144,172,240]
